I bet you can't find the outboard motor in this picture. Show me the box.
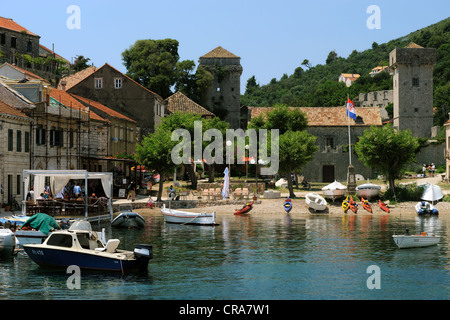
[134,244,153,272]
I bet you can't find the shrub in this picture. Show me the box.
[382,183,426,202]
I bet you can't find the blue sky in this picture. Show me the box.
[2,1,449,92]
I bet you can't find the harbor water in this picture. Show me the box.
[0,211,448,300]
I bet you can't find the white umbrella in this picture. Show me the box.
[221,167,230,199]
[420,183,443,203]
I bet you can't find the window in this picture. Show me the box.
[69,129,74,148]
[412,77,420,87]
[16,130,22,152]
[8,129,13,151]
[0,34,5,45]
[36,126,46,145]
[114,78,122,89]
[10,36,16,48]
[25,132,30,152]
[47,234,73,248]
[16,174,20,195]
[94,78,103,89]
[27,40,32,52]
[50,128,63,147]
[326,137,334,149]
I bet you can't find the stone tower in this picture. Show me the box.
[389,42,436,137]
[198,46,242,129]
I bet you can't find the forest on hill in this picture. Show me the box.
[241,18,450,126]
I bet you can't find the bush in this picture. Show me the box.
[382,183,425,202]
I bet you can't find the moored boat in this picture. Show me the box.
[15,213,62,246]
[356,183,381,200]
[393,228,440,249]
[361,197,372,213]
[322,180,347,201]
[111,204,146,228]
[235,201,254,215]
[161,204,217,225]
[0,227,16,259]
[379,199,390,213]
[284,198,292,213]
[23,229,152,273]
[415,201,438,216]
[305,193,327,212]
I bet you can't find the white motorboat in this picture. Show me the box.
[23,229,152,273]
[322,180,347,201]
[356,183,381,200]
[305,193,327,212]
[111,204,146,229]
[0,227,17,258]
[393,229,440,249]
[414,201,439,216]
[161,204,216,225]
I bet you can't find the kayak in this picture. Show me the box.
[235,201,254,215]
[379,200,390,213]
[284,198,292,213]
[361,197,372,213]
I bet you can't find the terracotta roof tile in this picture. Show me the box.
[165,92,215,117]
[0,17,38,36]
[249,106,382,127]
[71,94,136,123]
[57,66,98,91]
[200,46,240,59]
[0,99,32,120]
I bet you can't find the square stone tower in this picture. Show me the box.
[389,42,436,137]
[198,46,242,129]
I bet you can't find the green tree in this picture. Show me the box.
[248,104,308,134]
[354,125,420,192]
[72,55,91,72]
[134,128,178,201]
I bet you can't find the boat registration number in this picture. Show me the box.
[31,249,45,256]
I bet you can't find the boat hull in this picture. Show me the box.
[0,229,16,258]
[161,206,216,225]
[322,189,346,200]
[393,235,440,249]
[111,212,146,228]
[15,230,47,246]
[23,244,151,273]
[305,193,327,211]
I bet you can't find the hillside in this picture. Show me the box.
[241,18,450,125]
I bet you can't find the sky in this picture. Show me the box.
[2,0,449,93]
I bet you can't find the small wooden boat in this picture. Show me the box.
[305,193,327,212]
[235,201,254,215]
[0,228,16,259]
[161,204,216,225]
[284,198,292,213]
[393,229,440,249]
[379,200,390,213]
[356,183,381,200]
[111,204,146,228]
[23,229,152,273]
[361,197,372,213]
[322,180,347,201]
[415,201,439,216]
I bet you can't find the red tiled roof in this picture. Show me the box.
[200,46,240,59]
[1,62,47,82]
[165,91,215,117]
[57,66,98,91]
[71,94,136,123]
[50,88,108,123]
[0,99,32,120]
[248,106,382,127]
[0,17,38,36]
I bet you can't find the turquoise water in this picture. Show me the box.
[0,212,448,300]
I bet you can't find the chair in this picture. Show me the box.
[104,239,120,253]
[242,188,250,199]
[179,190,190,200]
[233,188,242,200]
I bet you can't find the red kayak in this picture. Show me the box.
[361,197,372,213]
[349,196,358,213]
[379,199,390,213]
[235,201,254,215]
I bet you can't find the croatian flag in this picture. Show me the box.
[346,98,356,120]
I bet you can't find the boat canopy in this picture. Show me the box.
[19,213,61,235]
[420,183,443,203]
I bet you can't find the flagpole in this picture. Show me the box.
[347,94,352,165]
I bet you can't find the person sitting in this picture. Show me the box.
[168,185,176,199]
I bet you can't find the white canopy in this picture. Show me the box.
[322,180,347,191]
[420,183,443,203]
[23,170,113,219]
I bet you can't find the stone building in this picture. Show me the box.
[338,73,360,87]
[0,99,33,206]
[165,91,215,119]
[248,106,383,182]
[358,89,393,120]
[198,47,242,129]
[0,17,40,63]
[389,42,436,138]
[65,63,165,137]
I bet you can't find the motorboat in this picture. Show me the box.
[15,213,62,246]
[356,183,381,200]
[234,201,254,215]
[393,228,440,249]
[322,180,347,201]
[23,229,152,273]
[0,227,17,259]
[305,193,327,212]
[415,201,439,216]
[361,197,372,213]
[111,204,146,228]
[284,198,292,213]
[161,204,216,225]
